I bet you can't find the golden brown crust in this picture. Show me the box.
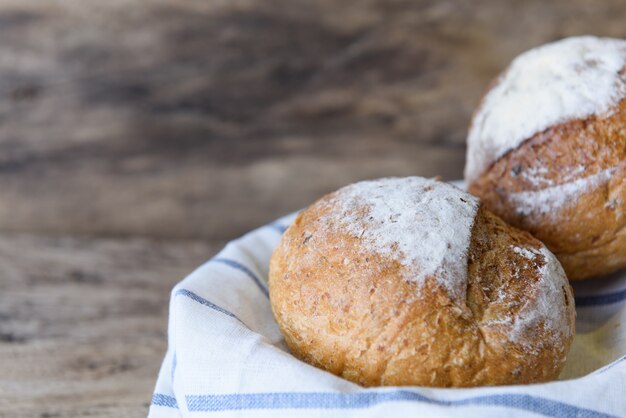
[469,99,626,280]
[269,190,575,387]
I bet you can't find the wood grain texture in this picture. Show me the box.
[0,233,216,417]
[1,0,625,240]
[1,0,626,416]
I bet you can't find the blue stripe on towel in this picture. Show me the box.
[185,391,615,417]
[575,288,626,307]
[175,288,243,324]
[212,257,269,298]
[152,393,178,409]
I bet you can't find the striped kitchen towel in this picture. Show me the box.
[149,194,626,418]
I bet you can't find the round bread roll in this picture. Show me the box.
[465,36,626,280]
[269,177,575,387]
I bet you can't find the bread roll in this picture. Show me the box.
[269,177,575,387]
[465,36,626,280]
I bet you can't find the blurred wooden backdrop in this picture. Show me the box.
[1,0,625,416]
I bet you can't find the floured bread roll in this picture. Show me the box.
[269,177,575,387]
[466,36,626,280]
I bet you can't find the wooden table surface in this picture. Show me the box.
[1,0,625,416]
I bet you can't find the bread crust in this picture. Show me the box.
[269,184,575,387]
[469,99,626,280]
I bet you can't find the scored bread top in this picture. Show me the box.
[310,178,571,346]
[465,36,626,183]
[316,177,479,304]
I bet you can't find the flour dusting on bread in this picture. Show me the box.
[508,168,614,220]
[466,36,626,183]
[322,177,479,302]
[506,246,574,349]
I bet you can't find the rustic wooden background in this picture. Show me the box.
[1,0,625,416]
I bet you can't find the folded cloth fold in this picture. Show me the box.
[150,209,626,418]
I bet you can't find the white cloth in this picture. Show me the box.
[149,186,626,418]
